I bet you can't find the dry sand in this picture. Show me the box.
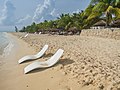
[0,30,120,90]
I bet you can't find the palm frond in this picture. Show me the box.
[84,5,94,17]
[87,12,102,21]
[92,2,107,13]
[106,6,113,13]
[115,0,120,5]
[90,0,102,4]
[112,7,120,19]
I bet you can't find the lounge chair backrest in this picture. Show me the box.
[35,45,48,58]
[46,49,64,66]
[24,34,29,37]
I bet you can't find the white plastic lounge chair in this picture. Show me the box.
[24,49,64,74]
[18,45,48,64]
[24,33,29,37]
[20,33,29,38]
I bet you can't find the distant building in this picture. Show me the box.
[90,20,106,29]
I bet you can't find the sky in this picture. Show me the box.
[0,0,91,31]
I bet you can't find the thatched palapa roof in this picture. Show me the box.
[94,20,106,26]
[68,27,78,31]
[110,19,120,27]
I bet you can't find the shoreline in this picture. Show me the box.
[2,33,15,58]
[0,32,37,90]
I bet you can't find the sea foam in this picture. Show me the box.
[0,32,14,57]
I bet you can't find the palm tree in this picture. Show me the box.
[57,13,72,30]
[84,0,120,27]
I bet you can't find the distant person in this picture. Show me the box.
[15,26,18,32]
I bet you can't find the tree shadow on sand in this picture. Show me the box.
[26,58,74,74]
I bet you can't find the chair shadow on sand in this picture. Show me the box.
[26,57,74,74]
[43,53,54,58]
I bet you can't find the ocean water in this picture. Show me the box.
[0,32,11,56]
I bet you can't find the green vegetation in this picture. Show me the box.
[19,0,120,33]
[84,0,120,27]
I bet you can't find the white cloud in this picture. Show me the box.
[72,9,81,14]
[51,8,59,17]
[16,14,32,25]
[0,0,32,26]
[0,0,16,25]
[32,0,57,23]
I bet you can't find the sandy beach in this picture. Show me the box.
[0,29,120,90]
